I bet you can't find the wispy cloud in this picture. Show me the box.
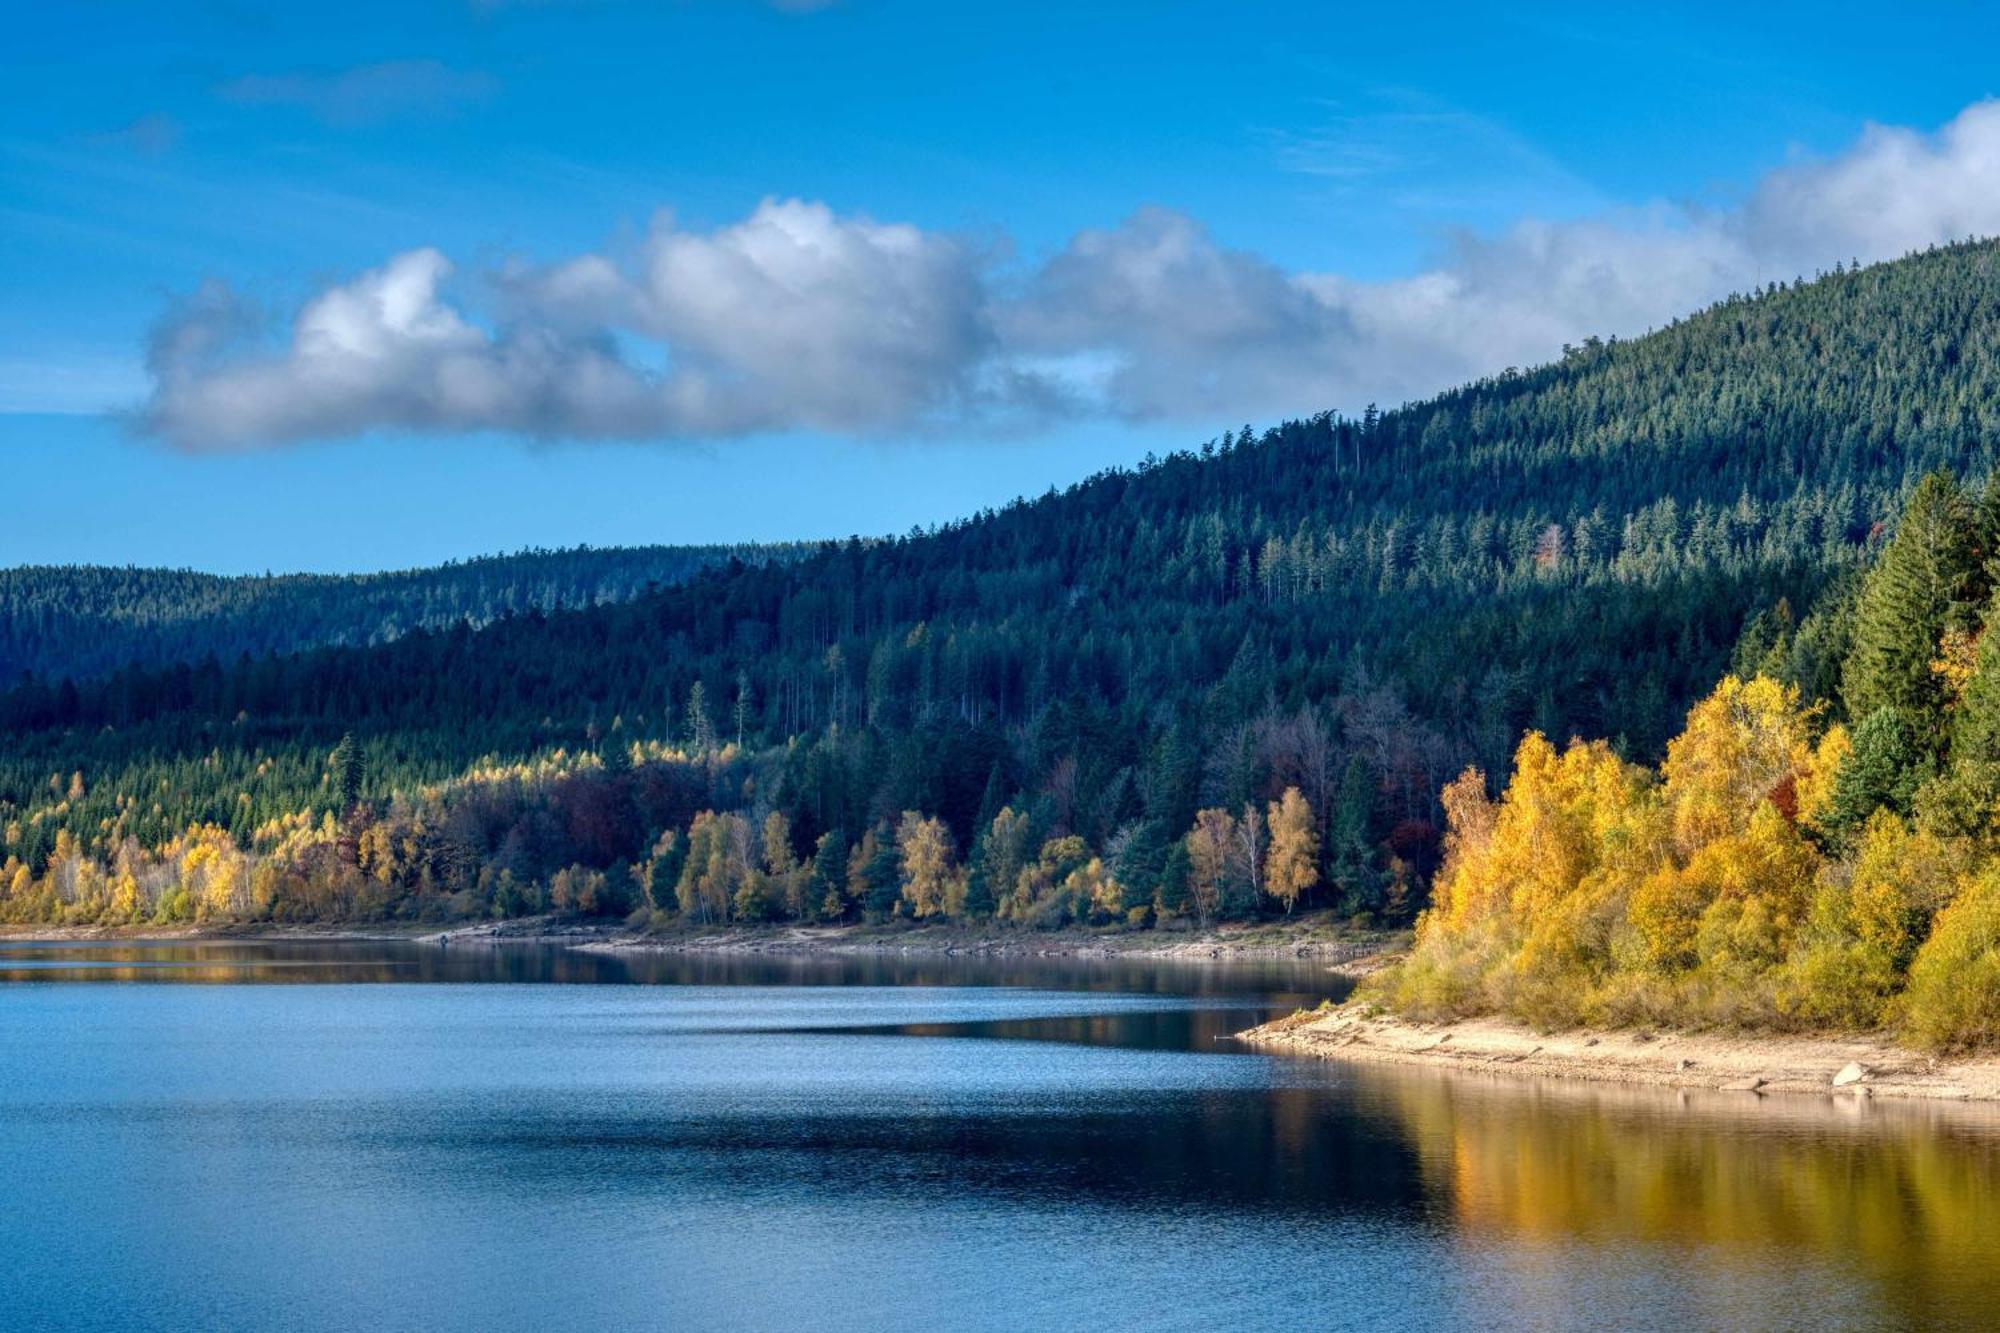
[1257,92,1608,222]
[139,99,2000,449]
[217,59,497,128]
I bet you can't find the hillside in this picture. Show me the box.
[6,241,2000,934]
[0,543,811,683]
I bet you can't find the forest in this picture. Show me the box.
[6,241,2000,1046]
[0,540,805,682]
[1372,470,2000,1050]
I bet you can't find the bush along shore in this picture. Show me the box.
[1242,474,2000,1091]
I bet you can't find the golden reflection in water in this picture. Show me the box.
[1354,1063,2000,1326]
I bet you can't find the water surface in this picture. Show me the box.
[1,940,1994,1331]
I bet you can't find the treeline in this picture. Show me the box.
[0,733,1379,933]
[0,541,810,682]
[1374,472,2000,1051]
[7,242,2000,947]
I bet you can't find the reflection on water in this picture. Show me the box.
[0,937,1342,1000]
[0,940,1995,1331]
[1370,1067,2000,1329]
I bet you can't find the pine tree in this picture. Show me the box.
[1842,472,1978,744]
[809,829,849,920]
[1113,819,1167,916]
[1820,707,1926,844]
[686,681,717,754]
[1328,755,1378,913]
[1154,840,1192,920]
[330,733,365,813]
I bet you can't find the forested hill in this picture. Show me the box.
[5,240,2000,931]
[0,543,812,682]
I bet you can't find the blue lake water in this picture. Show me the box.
[1,940,1995,1331]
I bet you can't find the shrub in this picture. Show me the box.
[1900,866,2000,1052]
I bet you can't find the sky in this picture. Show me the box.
[7,1,2000,574]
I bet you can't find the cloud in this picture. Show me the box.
[1011,98,2000,417]
[142,99,2000,448]
[147,201,1001,448]
[217,60,496,127]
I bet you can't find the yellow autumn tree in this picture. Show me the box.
[1783,811,1970,1028]
[1264,787,1319,914]
[1625,676,1830,1006]
[895,812,957,919]
[1376,676,1840,1029]
[1901,862,2000,1052]
[1185,809,1235,926]
[761,812,808,919]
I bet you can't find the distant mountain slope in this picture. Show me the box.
[0,543,813,682]
[6,241,2000,925]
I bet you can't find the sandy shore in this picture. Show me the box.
[1240,1003,2000,1102]
[558,918,1403,971]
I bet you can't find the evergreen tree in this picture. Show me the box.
[1327,756,1378,913]
[861,825,901,920]
[330,733,365,813]
[1155,839,1192,920]
[809,829,849,920]
[1820,707,1927,844]
[686,681,717,754]
[1842,472,1978,744]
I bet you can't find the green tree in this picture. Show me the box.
[1327,756,1378,914]
[975,807,1032,920]
[1154,839,1192,920]
[809,829,849,920]
[1820,707,1926,846]
[1923,598,2000,841]
[330,733,366,813]
[1841,472,1977,744]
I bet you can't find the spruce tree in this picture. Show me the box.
[1155,839,1192,920]
[862,827,901,920]
[1820,707,1926,844]
[1841,472,1978,745]
[331,733,365,812]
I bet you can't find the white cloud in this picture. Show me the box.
[147,201,1000,448]
[141,100,2000,448]
[1012,99,2000,416]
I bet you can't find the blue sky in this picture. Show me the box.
[6,1,2000,573]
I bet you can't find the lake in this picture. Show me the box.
[1,940,1995,1331]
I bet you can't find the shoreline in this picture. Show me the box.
[1239,1004,2000,1102]
[0,916,1407,974]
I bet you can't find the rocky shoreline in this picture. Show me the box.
[1240,1003,2000,1102]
